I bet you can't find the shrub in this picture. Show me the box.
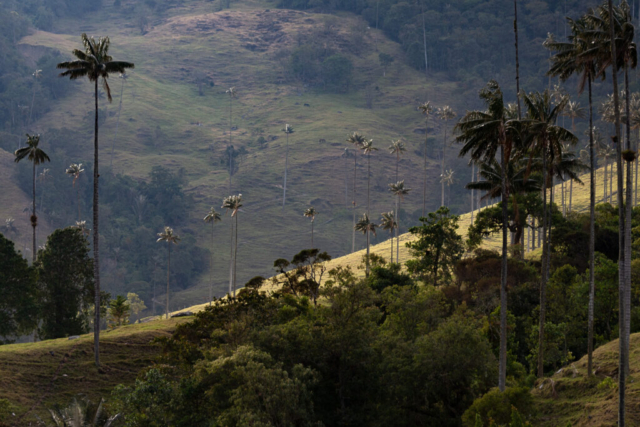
[461,387,533,427]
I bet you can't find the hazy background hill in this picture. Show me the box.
[0,0,624,312]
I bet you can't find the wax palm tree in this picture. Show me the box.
[388,180,411,263]
[455,80,523,392]
[282,124,294,209]
[563,101,586,211]
[303,207,317,249]
[226,87,237,192]
[341,148,351,207]
[14,134,50,263]
[467,158,542,248]
[66,163,84,221]
[29,69,41,125]
[521,89,576,379]
[440,169,455,206]
[360,138,378,216]
[380,211,396,263]
[419,101,434,216]
[157,227,179,320]
[437,106,456,207]
[389,139,405,182]
[355,213,377,277]
[57,33,134,367]
[204,207,222,306]
[347,132,366,253]
[222,194,243,296]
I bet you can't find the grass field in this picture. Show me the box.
[0,318,189,424]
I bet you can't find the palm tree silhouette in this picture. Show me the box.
[419,101,434,217]
[380,211,396,263]
[282,124,294,209]
[222,194,243,296]
[157,226,179,320]
[360,139,378,216]
[347,132,366,253]
[456,81,522,391]
[437,106,456,207]
[440,169,455,207]
[522,89,576,379]
[388,180,410,263]
[14,133,50,263]
[355,213,377,277]
[57,33,133,367]
[389,139,405,182]
[204,207,222,306]
[66,163,85,221]
[303,207,317,249]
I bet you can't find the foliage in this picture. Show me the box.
[49,396,120,427]
[108,295,131,329]
[272,248,331,304]
[127,293,147,323]
[0,233,38,343]
[36,227,94,340]
[462,387,533,427]
[406,206,464,286]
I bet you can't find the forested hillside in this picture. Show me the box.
[0,0,625,313]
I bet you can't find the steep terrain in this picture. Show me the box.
[6,0,470,309]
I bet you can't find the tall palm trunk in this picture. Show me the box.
[234,214,238,297]
[498,144,508,392]
[76,181,81,221]
[92,78,102,367]
[514,0,522,118]
[209,222,214,306]
[110,78,125,168]
[31,162,36,263]
[166,243,171,319]
[311,220,314,249]
[229,98,233,193]
[471,162,475,223]
[365,227,370,277]
[283,132,289,209]
[623,64,632,375]
[538,152,549,378]
[229,217,233,295]
[345,152,349,207]
[441,128,446,206]
[390,230,393,263]
[396,196,400,263]
[421,0,428,77]
[423,115,429,217]
[352,151,357,253]
[607,2,626,423]
[588,77,596,377]
[367,153,371,214]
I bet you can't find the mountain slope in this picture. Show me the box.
[9,0,468,309]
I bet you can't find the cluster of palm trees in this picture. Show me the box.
[457,2,635,422]
[344,132,414,277]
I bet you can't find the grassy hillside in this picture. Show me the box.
[0,318,188,424]
[6,0,475,310]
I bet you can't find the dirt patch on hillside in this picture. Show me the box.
[152,9,355,54]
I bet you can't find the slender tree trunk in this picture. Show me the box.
[421,0,428,77]
[367,153,371,215]
[607,2,626,422]
[390,231,393,263]
[561,180,566,216]
[471,162,475,223]
[30,79,37,125]
[352,151,357,253]
[93,78,101,367]
[166,243,171,319]
[32,162,36,263]
[234,214,238,297]
[441,128,446,207]
[365,228,370,277]
[311,220,314,249]
[110,78,125,168]
[423,115,429,217]
[229,215,233,295]
[514,0,522,119]
[605,159,609,202]
[209,222,214,306]
[396,196,400,262]
[283,133,289,209]
[624,65,632,375]
[499,144,508,392]
[538,153,549,378]
[345,151,349,208]
[76,181,81,221]
[588,77,596,377]
[229,98,233,193]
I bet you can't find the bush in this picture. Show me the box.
[462,387,534,427]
